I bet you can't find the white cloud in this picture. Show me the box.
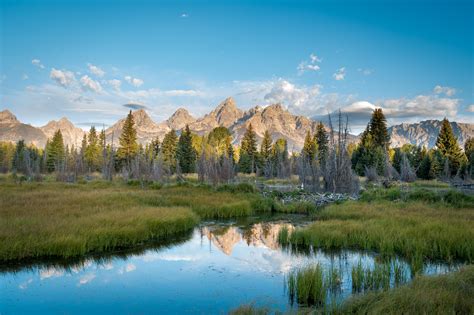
[264,79,321,110]
[50,68,76,88]
[22,74,29,80]
[87,63,105,77]
[181,13,189,18]
[468,104,474,113]
[297,53,322,75]
[433,85,456,97]
[80,75,103,93]
[124,76,144,87]
[40,267,64,280]
[333,67,346,80]
[19,278,33,290]
[32,59,45,69]
[108,79,122,91]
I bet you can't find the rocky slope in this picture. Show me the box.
[40,117,85,148]
[388,120,474,148]
[0,110,48,147]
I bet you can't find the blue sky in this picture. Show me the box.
[0,0,472,131]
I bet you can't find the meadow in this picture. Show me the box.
[0,178,273,261]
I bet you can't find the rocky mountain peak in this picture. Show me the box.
[0,109,19,124]
[167,108,195,130]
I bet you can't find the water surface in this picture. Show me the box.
[0,216,459,314]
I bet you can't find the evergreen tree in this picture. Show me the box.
[302,131,316,162]
[465,137,474,178]
[46,130,65,172]
[418,154,432,180]
[161,129,178,171]
[369,108,390,150]
[12,140,26,173]
[176,125,197,173]
[314,122,328,167]
[260,130,273,161]
[85,126,101,171]
[117,111,139,168]
[435,118,466,175]
[238,124,258,173]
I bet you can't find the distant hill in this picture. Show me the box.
[1,101,473,151]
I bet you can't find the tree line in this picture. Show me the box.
[1,109,473,189]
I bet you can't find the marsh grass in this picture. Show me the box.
[340,264,474,315]
[0,181,271,261]
[280,188,474,267]
[287,263,325,306]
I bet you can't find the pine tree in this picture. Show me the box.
[117,111,139,169]
[465,137,474,178]
[46,130,65,172]
[12,140,26,173]
[314,122,328,167]
[208,126,232,157]
[260,130,273,161]
[238,124,258,173]
[85,126,101,171]
[176,125,197,174]
[369,108,390,150]
[302,131,316,161]
[435,118,466,175]
[161,129,178,171]
[151,137,160,158]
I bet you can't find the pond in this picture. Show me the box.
[0,215,459,314]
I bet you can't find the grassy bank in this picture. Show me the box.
[280,188,474,267]
[339,264,474,314]
[228,265,474,314]
[0,180,272,261]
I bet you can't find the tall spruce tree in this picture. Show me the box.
[85,126,101,171]
[260,130,273,161]
[435,118,465,175]
[314,122,328,167]
[12,140,26,173]
[369,108,390,150]
[161,129,178,171]
[46,130,65,172]
[117,111,139,168]
[176,125,197,173]
[238,124,258,173]
[465,137,474,178]
[302,131,316,161]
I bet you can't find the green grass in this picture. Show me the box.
[340,264,474,314]
[287,264,326,306]
[281,188,474,267]
[0,180,272,261]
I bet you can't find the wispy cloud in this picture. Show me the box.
[297,53,322,75]
[433,85,456,97]
[333,67,346,80]
[50,68,76,88]
[87,63,105,77]
[80,75,103,93]
[32,59,45,69]
[124,75,144,87]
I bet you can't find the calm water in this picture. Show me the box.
[0,216,459,314]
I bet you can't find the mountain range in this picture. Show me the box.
[1,97,473,151]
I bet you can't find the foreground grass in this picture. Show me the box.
[228,265,474,314]
[0,181,272,261]
[339,264,474,314]
[280,188,474,267]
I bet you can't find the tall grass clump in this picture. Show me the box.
[340,265,474,314]
[287,263,325,306]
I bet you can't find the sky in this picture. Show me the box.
[0,0,473,132]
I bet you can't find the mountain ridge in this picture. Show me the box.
[1,101,473,151]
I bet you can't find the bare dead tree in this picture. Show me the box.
[400,153,417,182]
